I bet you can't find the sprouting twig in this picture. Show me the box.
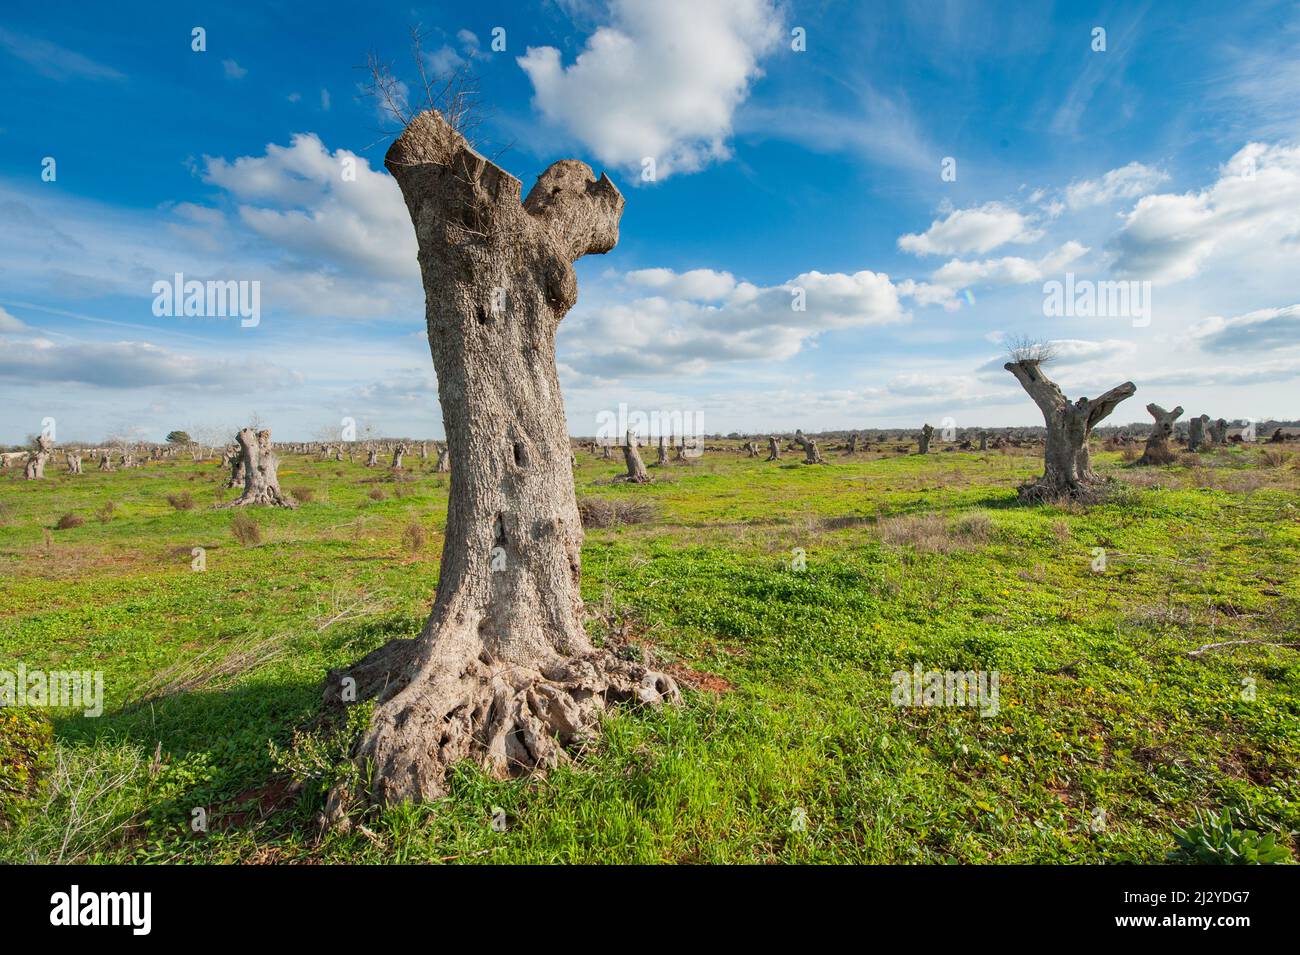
[1186,639,1300,658]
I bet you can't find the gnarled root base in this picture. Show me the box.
[218,487,297,508]
[1015,475,1112,504]
[321,636,678,829]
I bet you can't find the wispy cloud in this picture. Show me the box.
[0,27,123,82]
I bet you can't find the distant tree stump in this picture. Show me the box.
[1136,403,1183,466]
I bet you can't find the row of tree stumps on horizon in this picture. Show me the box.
[7,404,1291,497]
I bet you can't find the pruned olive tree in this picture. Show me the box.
[1004,358,1136,501]
[323,109,677,823]
[917,424,934,455]
[620,429,650,483]
[1187,413,1209,452]
[1136,403,1183,466]
[219,428,295,508]
[24,434,52,480]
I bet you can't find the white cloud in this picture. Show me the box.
[898,202,1043,256]
[1190,303,1300,352]
[896,280,960,310]
[517,0,782,179]
[0,335,301,390]
[560,267,908,378]
[1065,161,1168,209]
[0,306,26,332]
[624,268,736,300]
[1110,143,1300,282]
[975,338,1139,377]
[222,59,248,80]
[0,27,123,82]
[931,241,1088,288]
[202,133,417,282]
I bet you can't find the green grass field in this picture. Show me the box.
[1,442,1298,863]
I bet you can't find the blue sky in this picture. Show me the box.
[1,0,1298,443]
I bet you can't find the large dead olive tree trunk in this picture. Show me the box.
[1004,360,1136,501]
[220,428,295,508]
[917,424,934,454]
[1187,414,1209,452]
[324,111,677,821]
[766,436,780,461]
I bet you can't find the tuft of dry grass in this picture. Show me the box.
[873,512,993,554]
[1258,448,1290,468]
[230,511,261,546]
[578,497,660,528]
[401,517,427,554]
[289,486,315,503]
[166,491,195,511]
[54,512,85,530]
[368,487,386,501]
[127,632,287,705]
[95,500,116,523]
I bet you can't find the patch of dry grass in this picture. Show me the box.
[230,511,261,546]
[401,517,427,554]
[873,512,994,554]
[578,496,660,528]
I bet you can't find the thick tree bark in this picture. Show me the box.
[98,452,113,472]
[434,442,450,472]
[656,434,668,466]
[324,111,676,821]
[1004,360,1136,501]
[67,453,82,474]
[1209,418,1228,445]
[766,436,780,461]
[621,429,650,483]
[1136,403,1183,466]
[391,443,407,469]
[222,446,244,488]
[918,424,934,454]
[978,431,989,451]
[219,428,295,507]
[365,448,379,467]
[1187,414,1209,452]
[746,441,759,457]
[844,433,857,455]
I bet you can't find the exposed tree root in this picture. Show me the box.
[321,624,678,829]
[1014,476,1115,505]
